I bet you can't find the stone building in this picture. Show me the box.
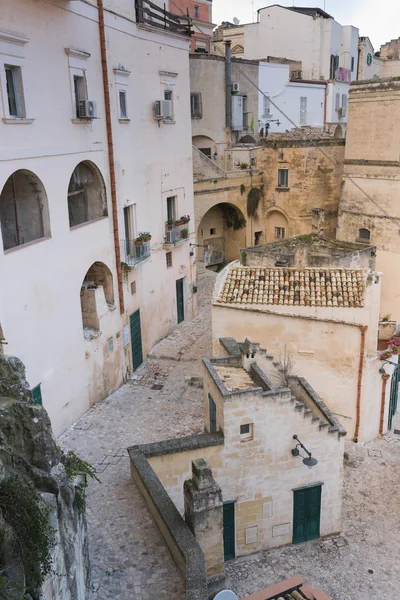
[258,133,345,242]
[0,0,195,435]
[358,37,400,80]
[212,236,396,442]
[130,336,346,575]
[337,76,400,320]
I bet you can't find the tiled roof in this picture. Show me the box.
[218,267,365,308]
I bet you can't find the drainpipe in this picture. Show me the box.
[379,373,391,436]
[98,0,124,314]
[225,40,232,130]
[354,325,368,442]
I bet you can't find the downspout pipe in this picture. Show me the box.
[225,40,232,130]
[379,373,390,436]
[98,0,124,315]
[354,325,368,442]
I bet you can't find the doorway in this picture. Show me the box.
[293,484,321,544]
[223,502,235,560]
[176,278,184,324]
[130,310,143,371]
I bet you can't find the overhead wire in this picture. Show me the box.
[168,0,400,230]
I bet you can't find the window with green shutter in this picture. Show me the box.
[32,384,42,406]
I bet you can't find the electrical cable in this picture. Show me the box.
[168,0,400,230]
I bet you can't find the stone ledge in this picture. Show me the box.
[128,431,224,458]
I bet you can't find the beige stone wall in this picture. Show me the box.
[380,38,400,60]
[338,79,400,319]
[149,384,344,557]
[257,142,345,241]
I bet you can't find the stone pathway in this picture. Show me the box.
[61,264,400,600]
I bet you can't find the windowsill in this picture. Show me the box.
[71,118,94,125]
[164,237,189,249]
[118,118,130,124]
[276,187,290,191]
[357,239,371,244]
[3,236,51,255]
[191,115,203,119]
[69,216,108,231]
[3,117,35,125]
[163,119,176,125]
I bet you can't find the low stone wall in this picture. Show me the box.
[129,443,212,600]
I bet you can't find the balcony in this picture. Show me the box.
[121,239,151,267]
[335,67,351,82]
[135,0,193,37]
[165,220,190,245]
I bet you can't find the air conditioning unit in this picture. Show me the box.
[154,100,173,120]
[232,82,240,93]
[166,229,177,244]
[78,100,97,119]
[338,107,347,118]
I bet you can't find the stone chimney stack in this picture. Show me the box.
[311,208,325,237]
[184,458,225,597]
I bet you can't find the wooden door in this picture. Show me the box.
[130,310,143,371]
[293,485,321,544]
[223,502,235,560]
[176,278,184,324]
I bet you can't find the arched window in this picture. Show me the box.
[0,170,50,251]
[358,228,371,242]
[80,261,114,332]
[68,161,107,228]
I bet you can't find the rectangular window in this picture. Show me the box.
[167,196,176,222]
[254,231,263,245]
[263,95,271,117]
[351,56,355,72]
[275,227,285,239]
[300,96,307,126]
[194,5,199,18]
[5,65,25,117]
[335,92,341,111]
[131,281,136,294]
[210,228,216,235]
[119,89,128,119]
[277,168,289,188]
[209,394,217,433]
[199,147,211,158]
[163,88,173,121]
[32,384,43,406]
[341,94,348,110]
[74,74,87,118]
[190,92,202,118]
[166,251,172,268]
[240,423,253,441]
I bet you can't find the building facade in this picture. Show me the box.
[358,37,400,80]
[337,76,400,320]
[0,0,195,435]
[172,0,214,53]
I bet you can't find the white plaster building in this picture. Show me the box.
[0,0,195,435]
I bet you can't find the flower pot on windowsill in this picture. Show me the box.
[175,220,184,227]
[181,228,189,239]
[167,224,173,231]
[134,240,143,247]
[142,236,151,242]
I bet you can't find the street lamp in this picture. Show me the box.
[291,434,318,467]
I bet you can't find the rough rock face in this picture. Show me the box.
[0,355,91,600]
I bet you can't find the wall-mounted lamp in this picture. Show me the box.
[214,151,218,160]
[291,434,318,467]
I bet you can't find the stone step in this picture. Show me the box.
[295,402,305,412]
[319,422,329,430]
[303,408,313,418]
[312,415,320,423]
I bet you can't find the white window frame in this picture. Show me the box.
[0,32,32,124]
[335,92,341,111]
[277,168,289,189]
[275,226,286,239]
[240,423,254,441]
[263,94,271,118]
[4,65,25,117]
[65,47,91,123]
[114,67,131,123]
[190,92,202,118]
[160,71,177,124]
[300,96,307,126]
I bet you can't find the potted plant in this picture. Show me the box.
[139,232,151,242]
[174,218,184,226]
[181,214,191,224]
[167,219,174,231]
[134,235,143,246]
[181,228,189,239]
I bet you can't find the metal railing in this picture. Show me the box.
[135,0,193,37]
[121,240,151,266]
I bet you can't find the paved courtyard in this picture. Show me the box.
[61,265,400,600]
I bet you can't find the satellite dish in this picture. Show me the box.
[233,17,240,25]
[214,591,239,600]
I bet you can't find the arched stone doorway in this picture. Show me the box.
[80,261,114,332]
[197,203,247,266]
[266,209,289,242]
[68,161,107,228]
[0,170,50,251]
[192,135,216,159]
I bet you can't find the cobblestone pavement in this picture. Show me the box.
[61,264,400,600]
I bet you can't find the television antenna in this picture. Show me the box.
[214,592,239,600]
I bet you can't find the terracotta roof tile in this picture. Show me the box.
[218,267,366,308]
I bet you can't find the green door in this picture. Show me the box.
[293,485,321,544]
[223,502,235,560]
[176,278,184,324]
[209,394,217,433]
[130,310,143,371]
[389,365,400,429]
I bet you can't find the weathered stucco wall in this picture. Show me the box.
[257,141,345,241]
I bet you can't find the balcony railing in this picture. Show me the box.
[135,0,193,37]
[165,222,189,244]
[121,240,151,266]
